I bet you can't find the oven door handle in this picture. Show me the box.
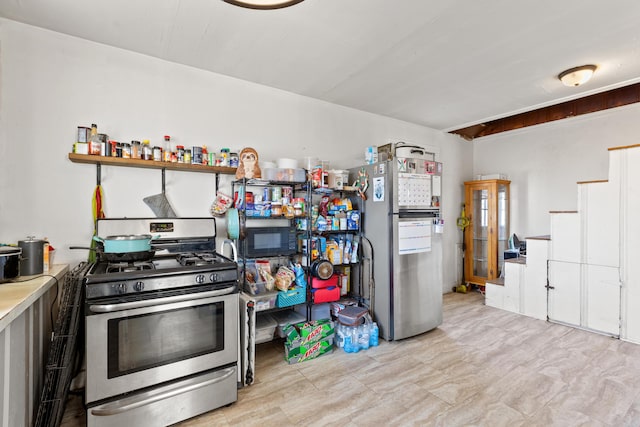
[89,367,235,417]
[88,286,237,313]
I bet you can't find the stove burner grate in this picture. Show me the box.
[177,252,219,267]
[106,261,156,274]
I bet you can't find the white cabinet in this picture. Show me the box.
[547,261,620,335]
[546,149,626,338]
[550,212,580,263]
[485,280,504,309]
[585,264,620,335]
[483,238,548,320]
[619,147,640,343]
[579,181,620,268]
[484,268,521,314]
[486,145,639,342]
[548,261,581,327]
[522,238,549,320]
[479,145,639,342]
[503,262,523,313]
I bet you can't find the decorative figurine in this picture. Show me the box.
[353,167,369,200]
[236,147,262,180]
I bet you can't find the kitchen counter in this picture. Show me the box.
[0,264,69,332]
[0,263,70,426]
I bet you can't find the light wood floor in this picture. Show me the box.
[61,291,640,426]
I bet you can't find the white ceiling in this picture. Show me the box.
[2,0,640,132]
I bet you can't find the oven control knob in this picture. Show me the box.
[209,273,218,283]
[116,283,127,294]
[134,281,144,292]
[196,274,206,284]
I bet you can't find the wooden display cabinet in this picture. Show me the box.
[463,179,510,286]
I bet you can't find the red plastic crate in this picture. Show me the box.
[311,275,338,289]
[312,286,340,303]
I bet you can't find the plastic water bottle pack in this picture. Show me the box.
[336,321,379,353]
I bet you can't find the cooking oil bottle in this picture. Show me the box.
[163,135,172,162]
[89,123,101,155]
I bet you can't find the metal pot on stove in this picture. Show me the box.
[0,246,22,282]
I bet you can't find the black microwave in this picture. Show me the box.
[240,226,297,258]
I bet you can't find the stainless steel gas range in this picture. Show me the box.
[83,217,239,427]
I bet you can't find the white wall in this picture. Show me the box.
[0,19,472,292]
[473,102,640,238]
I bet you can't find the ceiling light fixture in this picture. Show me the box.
[222,0,304,9]
[558,64,597,87]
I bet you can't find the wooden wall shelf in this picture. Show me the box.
[68,153,237,175]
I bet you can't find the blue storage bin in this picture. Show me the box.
[277,285,306,308]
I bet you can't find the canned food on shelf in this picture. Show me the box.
[192,146,203,164]
[77,126,91,143]
[271,187,282,203]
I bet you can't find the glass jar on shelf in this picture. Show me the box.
[271,202,282,217]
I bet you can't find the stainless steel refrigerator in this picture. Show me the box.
[350,156,443,340]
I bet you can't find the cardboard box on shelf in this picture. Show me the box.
[347,210,360,230]
[284,335,334,364]
[377,143,394,161]
[282,318,335,364]
[283,318,334,347]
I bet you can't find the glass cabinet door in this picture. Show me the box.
[464,179,510,286]
[496,183,509,278]
[471,187,489,278]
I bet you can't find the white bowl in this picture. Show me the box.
[277,158,298,169]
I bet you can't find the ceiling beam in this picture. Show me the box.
[449,83,640,141]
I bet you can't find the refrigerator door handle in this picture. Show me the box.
[398,211,438,219]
